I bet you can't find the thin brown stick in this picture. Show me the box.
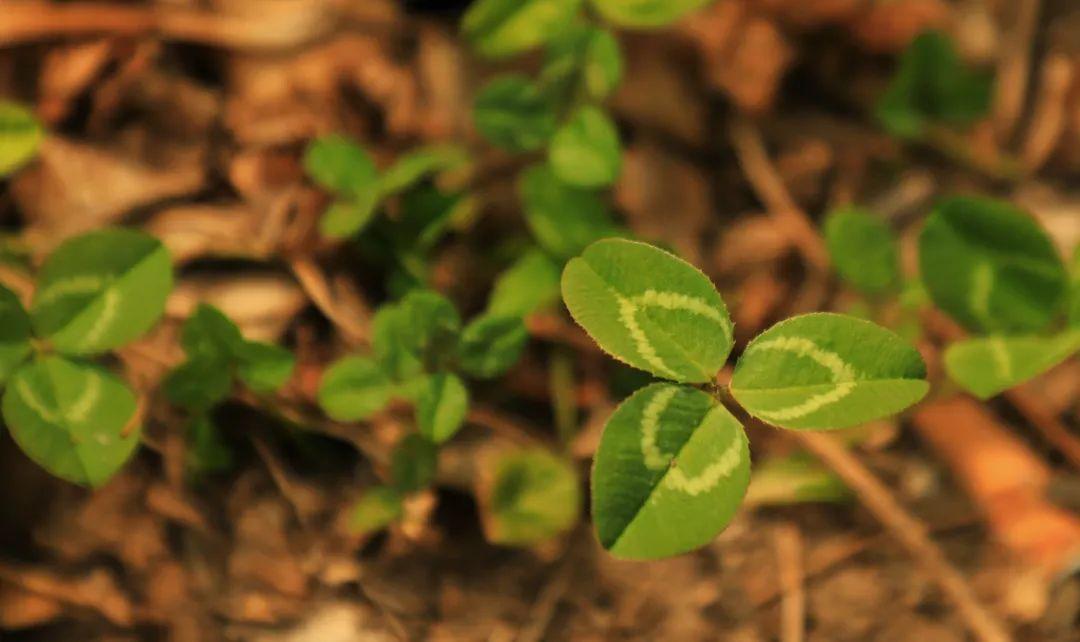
[289,257,368,346]
[774,524,805,642]
[1020,55,1075,172]
[993,0,1042,141]
[790,430,1012,642]
[728,116,830,273]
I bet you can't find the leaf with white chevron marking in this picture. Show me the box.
[592,383,750,559]
[944,330,1080,399]
[561,239,734,383]
[1,356,140,487]
[731,313,928,430]
[31,228,173,356]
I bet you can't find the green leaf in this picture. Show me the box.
[303,134,378,199]
[235,341,295,393]
[561,239,734,383]
[1,356,140,487]
[348,486,403,535]
[918,196,1067,333]
[520,164,620,260]
[473,75,557,152]
[390,434,438,493]
[542,26,623,101]
[163,356,232,411]
[548,106,622,188]
[319,199,379,239]
[592,383,750,559]
[417,373,469,444]
[944,330,1080,399]
[0,285,32,384]
[462,0,582,58]
[0,101,43,176]
[457,314,528,379]
[378,144,470,197]
[318,356,394,421]
[1068,245,1080,328]
[824,207,901,295]
[396,184,469,252]
[730,313,929,430]
[481,450,580,546]
[875,31,993,139]
[589,0,712,28]
[180,304,243,362]
[186,414,233,475]
[487,248,562,317]
[31,228,173,356]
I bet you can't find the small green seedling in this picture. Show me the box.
[0,101,43,176]
[875,30,993,140]
[0,228,173,486]
[478,448,581,545]
[164,304,295,473]
[304,134,469,239]
[824,196,1079,401]
[562,238,927,559]
[318,289,530,532]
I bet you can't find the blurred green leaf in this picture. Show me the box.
[918,196,1067,333]
[235,341,295,393]
[589,0,712,28]
[824,207,901,295]
[542,26,623,101]
[1069,245,1080,328]
[379,145,470,197]
[487,248,562,317]
[549,106,622,188]
[519,164,620,259]
[319,199,379,239]
[462,0,582,59]
[164,355,233,412]
[744,453,850,506]
[481,449,580,546]
[875,31,993,139]
[318,356,394,421]
[944,331,1080,399]
[473,75,557,152]
[349,486,403,535]
[457,314,528,379]
[0,285,32,385]
[186,414,233,475]
[417,373,469,444]
[0,101,43,176]
[303,134,378,198]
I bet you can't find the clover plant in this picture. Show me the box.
[164,304,296,474]
[0,228,173,486]
[561,238,928,559]
[825,197,1080,401]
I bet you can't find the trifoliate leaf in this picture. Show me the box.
[348,486,403,535]
[875,30,993,139]
[589,0,712,28]
[548,106,622,188]
[0,285,32,384]
[561,239,734,383]
[824,207,901,295]
[944,331,1080,399]
[373,290,462,377]
[480,449,580,546]
[379,145,470,197]
[318,356,394,421]
[457,314,528,379]
[462,0,582,59]
[31,228,173,356]
[390,434,438,493]
[918,196,1067,333]
[417,373,469,444]
[163,355,232,411]
[319,199,379,239]
[0,101,43,176]
[235,341,295,393]
[730,313,928,430]
[487,248,562,317]
[520,164,620,260]
[473,75,557,152]
[2,356,140,487]
[592,383,750,559]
